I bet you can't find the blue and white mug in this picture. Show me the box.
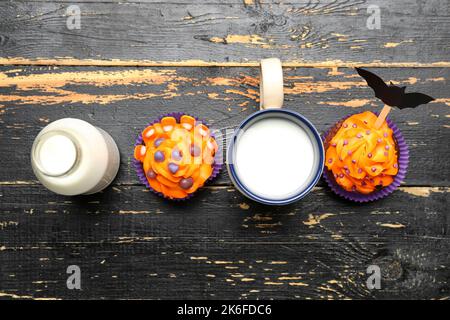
[226,59,324,205]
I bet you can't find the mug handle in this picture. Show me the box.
[259,58,284,110]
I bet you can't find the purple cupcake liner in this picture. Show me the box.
[133,112,222,201]
[322,112,409,203]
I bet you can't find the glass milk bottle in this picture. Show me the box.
[31,118,120,195]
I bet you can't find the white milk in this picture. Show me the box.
[31,118,120,196]
[234,117,315,200]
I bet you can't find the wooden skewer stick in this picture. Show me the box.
[374,105,392,129]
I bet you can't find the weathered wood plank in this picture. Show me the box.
[0,66,448,186]
[0,185,448,299]
[0,1,449,65]
[0,0,448,302]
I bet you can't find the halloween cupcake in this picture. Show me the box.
[323,111,408,202]
[133,113,221,200]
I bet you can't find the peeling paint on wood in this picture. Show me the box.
[0,0,448,300]
[1,57,450,68]
[399,187,449,197]
[378,223,406,229]
[303,214,335,227]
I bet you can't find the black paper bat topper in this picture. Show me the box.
[355,67,434,109]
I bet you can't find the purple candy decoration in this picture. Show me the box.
[168,162,179,174]
[190,144,201,157]
[154,138,165,147]
[172,148,183,161]
[154,150,165,162]
[146,169,156,179]
[179,178,194,190]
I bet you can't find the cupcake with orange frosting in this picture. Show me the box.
[323,111,408,202]
[133,113,221,200]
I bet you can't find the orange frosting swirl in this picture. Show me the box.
[325,111,399,194]
[134,115,218,199]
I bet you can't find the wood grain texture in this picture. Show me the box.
[0,0,449,65]
[0,0,449,300]
[0,66,448,186]
[0,64,449,299]
[0,185,449,300]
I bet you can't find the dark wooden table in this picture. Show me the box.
[0,0,449,300]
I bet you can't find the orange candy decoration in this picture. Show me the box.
[325,111,399,194]
[134,116,218,199]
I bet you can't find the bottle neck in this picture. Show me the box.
[32,131,79,177]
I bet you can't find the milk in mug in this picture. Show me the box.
[234,117,316,200]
